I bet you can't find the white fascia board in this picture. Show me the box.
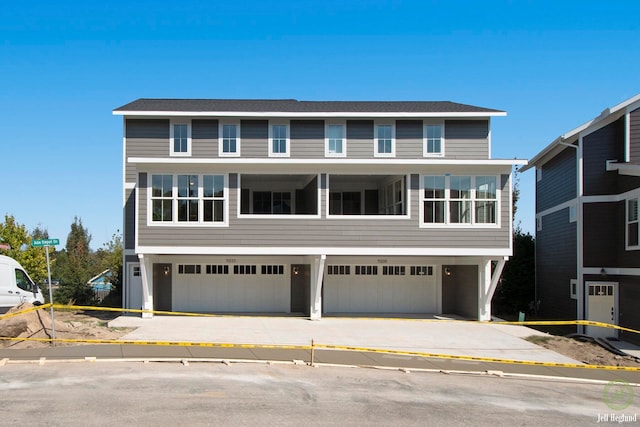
[128,156,526,167]
[113,110,507,118]
[607,162,640,177]
[136,246,512,257]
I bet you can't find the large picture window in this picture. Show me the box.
[150,174,227,225]
[421,175,498,226]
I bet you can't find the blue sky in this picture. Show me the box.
[1,1,639,249]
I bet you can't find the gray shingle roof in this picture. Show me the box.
[114,98,503,114]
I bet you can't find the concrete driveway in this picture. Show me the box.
[109,315,579,364]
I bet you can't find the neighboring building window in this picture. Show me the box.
[269,123,289,157]
[424,123,444,156]
[170,122,191,156]
[325,123,346,157]
[570,279,578,300]
[628,197,639,249]
[150,174,227,225]
[375,124,395,157]
[421,175,498,226]
[219,123,240,156]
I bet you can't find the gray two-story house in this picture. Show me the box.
[524,94,640,342]
[113,99,524,320]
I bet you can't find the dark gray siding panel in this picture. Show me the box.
[240,120,268,157]
[536,147,577,212]
[445,120,489,159]
[192,119,218,157]
[536,208,577,319]
[291,120,324,158]
[584,201,640,269]
[125,119,169,139]
[583,202,619,268]
[396,120,422,158]
[631,107,640,163]
[619,276,640,345]
[583,117,625,196]
[347,120,374,158]
[124,188,135,250]
[192,119,218,139]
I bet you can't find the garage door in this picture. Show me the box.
[323,264,437,314]
[173,264,289,313]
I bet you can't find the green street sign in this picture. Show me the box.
[32,238,60,247]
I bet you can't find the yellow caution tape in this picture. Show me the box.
[0,303,52,321]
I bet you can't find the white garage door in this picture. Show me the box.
[173,264,289,313]
[324,265,437,314]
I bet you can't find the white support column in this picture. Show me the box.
[478,259,493,321]
[310,254,326,321]
[138,254,154,318]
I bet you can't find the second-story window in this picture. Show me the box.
[219,123,240,156]
[375,124,395,157]
[325,123,346,157]
[421,175,498,226]
[151,174,174,222]
[170,122,191,156]
[424,123,444,156]
[270,123,289,157]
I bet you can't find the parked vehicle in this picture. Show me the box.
[0,255,44,313]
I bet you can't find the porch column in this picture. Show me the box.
[310,254,326,320]
[478,258,507,322]
[138,254,154,319]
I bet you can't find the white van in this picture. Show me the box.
[0,255,45,313]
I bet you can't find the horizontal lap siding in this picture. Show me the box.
[445,120,489,159]
[536,208,577,319]
[620,276,640,345]
[583,118,625,196]
[125,119,169,182]
[136,173,511,250]
[346,120,374,158]
[632,108,640,163]
[241,120,268,157]
[536,148,577,212]
[124,188,135,250]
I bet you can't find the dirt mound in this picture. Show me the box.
[0,303,134,349]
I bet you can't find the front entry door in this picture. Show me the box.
[586,282,617,339]
[290,264,310,315]
[153,263,173,312]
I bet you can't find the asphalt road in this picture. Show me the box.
[1,362,637,426]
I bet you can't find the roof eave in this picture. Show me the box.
[112,110,506,118]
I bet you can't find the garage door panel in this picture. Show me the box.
[324,264,437,314]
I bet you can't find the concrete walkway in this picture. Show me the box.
[109,315,578,364]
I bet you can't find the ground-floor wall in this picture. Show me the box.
[123,254,506,321]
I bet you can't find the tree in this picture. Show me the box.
[53,217,96,305]
[0,214,48,284]
[94,231,123,307]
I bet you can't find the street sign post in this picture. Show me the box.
[32,238,59,345]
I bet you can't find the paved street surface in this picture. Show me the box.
[1,362,637,426]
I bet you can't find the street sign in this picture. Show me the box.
[31,238,60,247]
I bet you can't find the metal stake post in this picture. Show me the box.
[45,245,55,346]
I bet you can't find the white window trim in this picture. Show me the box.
[170,120,192,157]
[325,121,347,157]
[570,279,577,300]
[148,173,229,227]
[236,173,322,219]
[418,174,501,228]
[325,174,411,219]
[626,193,639,251]
[423,121,445,157]
[374,122,395,158]
[218,121,241,157]
[269,121,290,158]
